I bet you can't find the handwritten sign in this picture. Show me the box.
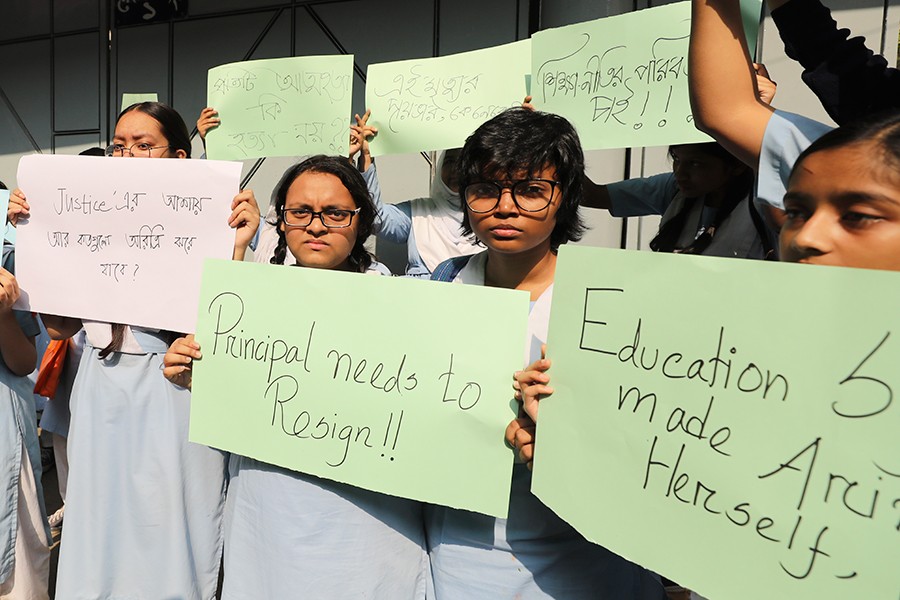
[533,246,899,600]
[15,154,240,332]
[366,40,530,155]
[205,55,354,160]
[531,3,701,149]
[190,259,529,518]
[531,2,760,150]
[121,93,159,112]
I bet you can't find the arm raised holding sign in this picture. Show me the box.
[349,109,481,278]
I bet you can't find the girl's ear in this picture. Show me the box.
[174,148,188,159]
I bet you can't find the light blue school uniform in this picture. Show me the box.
[758,110,833,210]
[0,245,48,586]
[220,261,428,599]
[427,252,667,600]
[56,326,227,600]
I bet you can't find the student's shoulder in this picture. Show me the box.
[430,254,475,282]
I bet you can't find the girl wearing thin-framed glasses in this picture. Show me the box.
[164,156,430,599]
[9,101,259,599]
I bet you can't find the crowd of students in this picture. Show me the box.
[0,0,897,598]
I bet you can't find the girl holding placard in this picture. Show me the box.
[429,107,666,599]
[9,101,259,599]
[163,155,429,599]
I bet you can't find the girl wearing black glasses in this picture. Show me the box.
[429,108,666,599]
[164,156,429,599]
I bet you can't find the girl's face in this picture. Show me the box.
[781,143,900,271]
[670,145,740,199]
[112,110,186,159]
[466,166,560,257]
[280,172,359,271]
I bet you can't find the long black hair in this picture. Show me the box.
[458,107,587,252]
[270,155,376,272]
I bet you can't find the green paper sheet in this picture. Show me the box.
[190,259,530,518]
[533,246,899,600]
[366,40,530,155]
[531,1,761,150]
[205,55,353,160]
[121,92,158,111]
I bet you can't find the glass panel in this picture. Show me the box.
[439,0,518,55]
[0,0,51,41]
[0,40,52,152]
[116,23,170,107]
[54,0,99,33]
[172,12,280,125]
[55,33,101,131]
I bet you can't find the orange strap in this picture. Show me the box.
[33,338,70,399]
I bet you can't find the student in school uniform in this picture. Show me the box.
[428,107,666,600]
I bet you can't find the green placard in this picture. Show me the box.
[533,246,899,599]
[205,55,354,160]
[190,259,530,518]
[531,1,761,150]
[366,40,530,155]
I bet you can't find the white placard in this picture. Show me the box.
[15,154,242,333]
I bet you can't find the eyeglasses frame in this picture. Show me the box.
[279,207,362,229]
[463,178,560,213]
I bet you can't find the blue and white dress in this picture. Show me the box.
[0,244,50,598]
[363,152,481,278]
[427,251,667,599]
[220,262,429,599]
[55,323,227,600]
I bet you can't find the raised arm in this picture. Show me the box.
[689,0,774,169]
[768,0,900,124]
[0,269,36,375]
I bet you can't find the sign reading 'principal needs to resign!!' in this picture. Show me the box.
[532,245,899,600]
[189,260,530,518]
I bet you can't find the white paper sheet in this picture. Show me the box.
[15,154,242,333]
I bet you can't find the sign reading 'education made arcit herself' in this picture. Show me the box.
[190,260,529,518]
[15,154,240,333]
[366,39,530,155]
[533,246,899,600]
[206,55,354,161]
[531,1,762,150]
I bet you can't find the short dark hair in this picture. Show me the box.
[791,110,900,182]
[118,102,192,158]
[0,180,6,190]
[457,107,586,251]
[270,155,377,272]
